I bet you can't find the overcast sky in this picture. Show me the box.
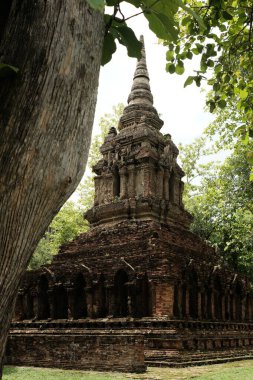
[92,3,214,146]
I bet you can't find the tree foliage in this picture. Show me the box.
[181,135,253,280]
[165,0,253,167]
[29,202,88,269]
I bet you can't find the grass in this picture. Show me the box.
[3,360,253,380]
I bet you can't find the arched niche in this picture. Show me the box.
[188,270,198,319]
[93,273,107,318]
[234,281,243,321]
[135,273,150,318]
[73,273,87,319]
[173,282,180,319]
[113,166,120,197]
[24,287,34,320]
[38,275,50,320]
[53,284,68,319]
[169,170,175,203]
[213,275,222,320]
[114,269,129,317]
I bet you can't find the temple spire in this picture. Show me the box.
[118,35,163,131]
[127,35,153,106]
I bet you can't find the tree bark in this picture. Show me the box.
[0,0,104,376]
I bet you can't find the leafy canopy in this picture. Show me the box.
[180,132,253,281]
[87,0,204,65]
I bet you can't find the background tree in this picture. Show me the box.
[165,0,253,174]
[181,134,253,280]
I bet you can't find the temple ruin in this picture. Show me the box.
[6,37,253,372]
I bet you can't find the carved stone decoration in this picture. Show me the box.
[85,37,192,228]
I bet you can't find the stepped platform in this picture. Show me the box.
[7,318,253,369]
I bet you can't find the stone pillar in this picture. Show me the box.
[241,295,246,321]
[66,286,75,319]
[198,287,204,320]
[157,167,164,199]
[142,164,153,197]
[153,282,174,317]
[106,285,115,317]
[221,295,226,321]
[210,288,215,320]
[231,294,235,321]
[119,166,128,199]
[179,181,184,206]
[185,287,190,318]
[128,165,136,198]
[85,287,93,318]
[47,288,55,319]
[174,177,180,205]
[163,169,169,200]
[177,284,182,319]
[14,291,25,321]
[94,176,101,206]
[32,289,39,320]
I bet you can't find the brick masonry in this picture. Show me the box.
[6,37,253,370]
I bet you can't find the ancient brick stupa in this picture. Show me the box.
[6,37,253,372]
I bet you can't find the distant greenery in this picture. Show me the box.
[4,361,253,380]
[29,104,124,269]
[180,112,253,280]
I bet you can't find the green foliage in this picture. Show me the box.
[165,0,253,154]
[102,0,202,65]
[180,134,253,280]
[29,202,88,269]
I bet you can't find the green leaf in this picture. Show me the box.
[246,152,253,165]
[209,101,216,113]
[166,50,174,61]
[207,59,214,67]
[105,0,118,5]
[213,82,220,91]
[175,62,184,75]
[194,76,201,87]
[144,11,178,41]
[0,63,19,78]
[126,0,141,6]
[184,76,194,87]
[86,0,104,12]
[166,63,175,74]
[115,25,142,58]
[176,0,206,30]
[218,99,227,109]
[222,11,233,20]
[186,51,193,59]
[239,89,248,100]
[101,32,116,66]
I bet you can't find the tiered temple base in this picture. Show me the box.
[6,318,253,370]
[7,220,253,372]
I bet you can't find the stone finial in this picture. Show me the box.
[127,35,153,106]
[119,36,163,130]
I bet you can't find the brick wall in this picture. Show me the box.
[6,332,146,373]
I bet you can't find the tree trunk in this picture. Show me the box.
[0,0,104,376]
